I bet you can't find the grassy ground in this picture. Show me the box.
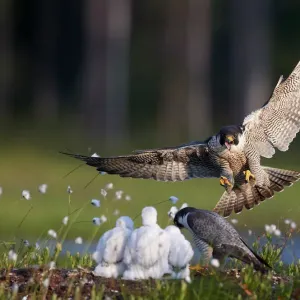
[0,145,299,298]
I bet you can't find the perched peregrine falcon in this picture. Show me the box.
[174,207,271,273]
[61,61,300,217]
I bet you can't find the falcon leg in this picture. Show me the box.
[243,170,255,183]
[219,176,233,192]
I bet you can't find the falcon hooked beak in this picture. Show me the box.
[225,135,235,150]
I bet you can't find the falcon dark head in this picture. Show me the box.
[174,207,197,228]
[219,125,244,150]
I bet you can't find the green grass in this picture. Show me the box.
[0,145,299,298]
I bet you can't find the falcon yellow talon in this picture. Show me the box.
[219,176,232,187]
[243,170,255,183]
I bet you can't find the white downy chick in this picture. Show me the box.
[93,216,134,278]
[165,225,194,280]
[123,207,170,280]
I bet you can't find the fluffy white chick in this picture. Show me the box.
[123,207,170,280]
[165,225,194,280]
[93,216,134,278]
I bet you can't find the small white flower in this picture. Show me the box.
[23,240,30,246]
[101,189,107,197]
[48,229,57,239]
[49,261,56,270]
[180,203,188,209]
[62,216,69,225]
[8,250,17,261]
[91,153,100,157]
[67,185,73,194]
[169,196,179,204]
[113,209,120,216]
[22,190,31,200]
[248,230,252,236]
[291,222,297,229]
[115,190,123,200]
[43,278,50,288]
[22,296,28,300]
[125,195,131,201]
[38,184,48,194]
[93,217,101,226]
[168,206,178,219]
[270,224,277,232]
[91,199,101,207]
[284,219,291,225]
[12,283,18,293]
[75,237,83,244]
[210,258,220,268]
[231,219,238,224]
[274,229,281,236]
[185,276,192,284]
[100,215,107,223]
[0,187,3,196]
[265,224,271,233]
[105,183,113,190]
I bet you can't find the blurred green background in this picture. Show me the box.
[1,0,300,242]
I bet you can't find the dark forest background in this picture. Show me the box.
[1,0,300,153]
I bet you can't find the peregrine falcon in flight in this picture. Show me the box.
[62,61,300,217]
[173,207,271,273]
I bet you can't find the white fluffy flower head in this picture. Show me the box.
[75,237,83,244]
[210,258,220,268]
[169,196,179,204]
[91,199,100,207]
[22,190,31,200]
[62,216,69,225]
[8,250,17,261]
[38,184,48,194]
[168,206,178,219]
[48,229,57,239]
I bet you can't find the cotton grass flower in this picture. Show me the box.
[274,229,281,236]
[49,261,56,270]
[38,184,48,194]
[100,215,108,223]
[93,218,101,226]
[169,196,179,204]
[43,278,50,288]
[210,258,220,268]
[105,183,113,190]
[125,195,131,201]
[248,230,252,236]
[8,250,17,261]
[91,153,100,157]
[113,209,120,216]
[231,219,238,224]
[101,189,107,197]
[91,199,101,207]
[284,219,291,225]
[291,221,297,229]
[75,237,83,244]
[168,206,178,219]
[62,216,69,225]
[48,229,57,239]
[67,185,73,194]
[115,190,123,200]
[22,190,31,200]
[180,203,188,209]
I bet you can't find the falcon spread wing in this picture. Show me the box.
[61,142,221,181]
[243,61,300,159]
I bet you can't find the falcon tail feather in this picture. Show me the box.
[240,238,271,273]
[213,167,300,217]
